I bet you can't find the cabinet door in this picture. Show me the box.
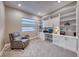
[53,35,65,47]
[53,35,59,45]
[66,37,77,52]
[58,35,66,48]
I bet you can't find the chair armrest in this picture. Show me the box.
[12,40,24,46]
[21,36,27,39]
[11,40,25,48]
[21,35,29,39]
[25,35,29,39]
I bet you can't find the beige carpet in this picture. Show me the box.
[2,39,77,57]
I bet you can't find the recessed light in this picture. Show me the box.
[38,12,41,15]
[18,3,22,7]
[58,0,61,3]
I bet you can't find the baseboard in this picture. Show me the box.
[0,45,6,57]
[0,43,10,57]
[77,51,79,57]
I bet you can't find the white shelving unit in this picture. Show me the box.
[41,1,76,36]
[60,2,76,36]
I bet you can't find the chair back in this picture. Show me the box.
[9,32,20,42]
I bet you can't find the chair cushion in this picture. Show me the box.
[21,39,28,42]
[21,37,27,39]
[14,37,21,41]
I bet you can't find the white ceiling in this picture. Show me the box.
[4,1,72,16]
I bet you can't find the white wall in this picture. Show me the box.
[76,1,79,56]
[42,18,53,27]
[0,2,5,52]
[5,6,40,43]
[42,16,60,34]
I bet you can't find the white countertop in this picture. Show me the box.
[39,32,78,38]
[52,33,78,38]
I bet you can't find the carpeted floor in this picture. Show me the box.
[2,39,77,57]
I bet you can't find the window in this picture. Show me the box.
[21,18,36,32]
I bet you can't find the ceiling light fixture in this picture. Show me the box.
[58,0,61,3]
[38,12,41,16]
[18,3,22,7]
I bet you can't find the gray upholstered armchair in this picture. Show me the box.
[9,32,29,50]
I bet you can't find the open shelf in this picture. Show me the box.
[60,2,76,36]
[60,11,76,19]
[60,24,76,27]
[60,17,76,22]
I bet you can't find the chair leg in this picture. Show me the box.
[11,48,14,50]
[22,48,24,50]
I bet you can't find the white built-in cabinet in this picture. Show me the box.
[53,34,77,52]
[53,34,65,48]
[39,32,78,52]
